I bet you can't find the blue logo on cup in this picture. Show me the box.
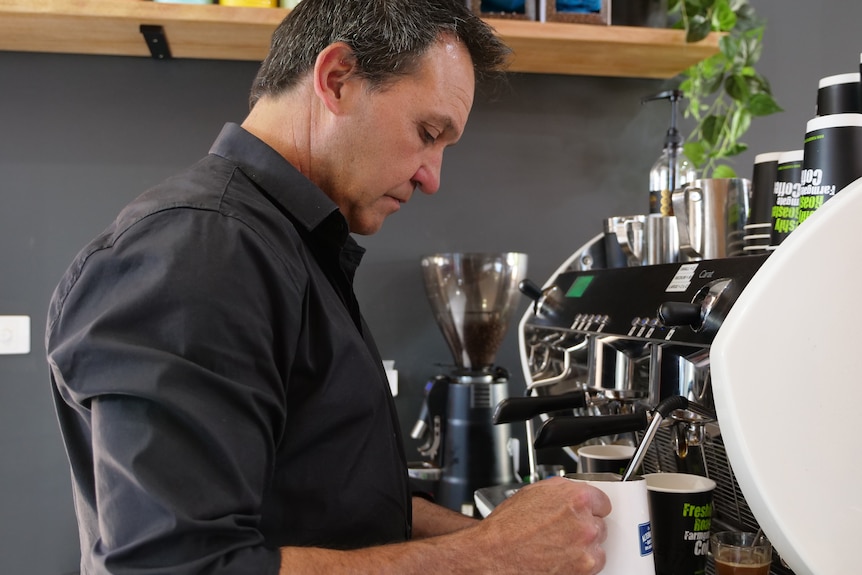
[639,522,653,556]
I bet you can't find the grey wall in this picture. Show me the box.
[1,0,858,572]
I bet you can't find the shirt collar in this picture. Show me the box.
[208,122,365,272]
[209,123,348,237]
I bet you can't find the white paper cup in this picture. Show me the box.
[816,73,861,116]
[798,114,862,226]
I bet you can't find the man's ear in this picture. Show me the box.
[313,42,359,114]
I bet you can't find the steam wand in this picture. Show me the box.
[620,395,689,481]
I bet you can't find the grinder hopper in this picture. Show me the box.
[421,252,528,373]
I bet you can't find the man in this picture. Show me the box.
[46,1,610,573]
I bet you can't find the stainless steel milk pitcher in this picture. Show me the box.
[672,178,751,260]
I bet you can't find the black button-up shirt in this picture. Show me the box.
[46,123,412,574]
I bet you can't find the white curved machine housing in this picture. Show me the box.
[710,177,862,574]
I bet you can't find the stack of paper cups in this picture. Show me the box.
[744,152,782,253]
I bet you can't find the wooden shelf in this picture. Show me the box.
[0,0,720,78]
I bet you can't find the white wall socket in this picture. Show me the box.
[0,315,31,355]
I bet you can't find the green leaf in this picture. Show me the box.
[702,115,725,146]
[729,108,752,141]
[728,0,748,13]
[740,33,762,67]
[733,3,760,31]
[712,164,738,178]
[714,0,737,31]
[724,74,749,101]
[684,141,707,168]
[748,92,783,116]
[679,77,693,93]
[687,14,713,42]
[684,0,712,14]
[746,72,771,95]
[718,34,737,60]
[726,142,748,156]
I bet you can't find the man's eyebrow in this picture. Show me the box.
[428,114,460,141]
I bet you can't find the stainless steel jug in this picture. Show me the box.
[672,178,751,260]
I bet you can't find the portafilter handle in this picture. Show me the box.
[533,411,649,449]
[492,390,588,424]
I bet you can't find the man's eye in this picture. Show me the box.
[422,129,437,144]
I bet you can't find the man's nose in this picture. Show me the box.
[411,153,443,195]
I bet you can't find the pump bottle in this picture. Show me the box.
[643,90,697,215]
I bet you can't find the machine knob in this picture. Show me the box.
[519,279,544,302]
[658,301,703,329]
[658,278,735,333]
[520,278,564,319]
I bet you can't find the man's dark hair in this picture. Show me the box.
[249,0,510,107]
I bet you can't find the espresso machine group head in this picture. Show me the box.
[410,252,527,514]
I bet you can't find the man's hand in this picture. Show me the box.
[476,476,612,575]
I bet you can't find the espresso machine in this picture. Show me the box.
[486,172,862,574]
[509,223,802,572]
[409,252,527,514]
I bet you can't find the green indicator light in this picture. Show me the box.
[566,275,594,298]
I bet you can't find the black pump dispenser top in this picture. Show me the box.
[643,89,695,215]
[643,89,684,149]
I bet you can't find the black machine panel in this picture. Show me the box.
[527,254,769,347]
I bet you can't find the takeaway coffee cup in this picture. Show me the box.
[672,178,751,260]
[577,444,636,475]
[797,113,862,227]
[645,472,716,575]
[816,73,861,116]
[770,149,804,244]
[745,152,782,253]
[565,473,655,575]
[770,150,804,246]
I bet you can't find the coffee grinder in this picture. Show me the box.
[410,252,527,514]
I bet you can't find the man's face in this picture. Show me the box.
[323,36,476,235]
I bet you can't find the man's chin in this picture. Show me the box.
[350,217,387,236]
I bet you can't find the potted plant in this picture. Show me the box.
[672,0,783,178]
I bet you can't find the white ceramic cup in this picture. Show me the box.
[566,472,655,575]
[577,444,636,475]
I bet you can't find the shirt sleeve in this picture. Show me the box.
[48,206,300,574]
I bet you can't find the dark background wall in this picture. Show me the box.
[0,1,858,572]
